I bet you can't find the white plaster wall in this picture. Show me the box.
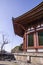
[27,49,36,52]
[27,49,43,52]
[38,49,43,52]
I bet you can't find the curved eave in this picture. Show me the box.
[12,19,25,37]
[12,2,43,37]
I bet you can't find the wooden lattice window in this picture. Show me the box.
[38,31,43,46]
[28,33,34,47]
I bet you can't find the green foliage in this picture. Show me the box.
[11,46,20,53]
[11,43,23,53]
[19,44,23,51]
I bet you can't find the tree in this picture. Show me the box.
[19,44,23,51]
[11,43,23,53]
[1,34,9,52]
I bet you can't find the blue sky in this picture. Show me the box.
[0,0,42,52]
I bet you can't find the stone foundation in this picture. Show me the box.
[14,52,43,64]
[31,57,43,64]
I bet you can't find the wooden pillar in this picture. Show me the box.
[34,32,39,50]
[23,32,27,51]
[34,32,37,47]
[36,32,39,46]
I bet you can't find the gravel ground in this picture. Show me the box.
[0,61,18,65]
[17,61,43,65]
[0,61,43,65]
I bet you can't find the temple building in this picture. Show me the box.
[12,2,43,52]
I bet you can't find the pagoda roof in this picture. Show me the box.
[12,2,43,37]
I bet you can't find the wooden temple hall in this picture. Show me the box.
[12,2,43,52]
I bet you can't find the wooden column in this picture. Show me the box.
[36,32,39,46]
[23,32,27,51]
[34,32,39,49]
[34,32,37,48]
